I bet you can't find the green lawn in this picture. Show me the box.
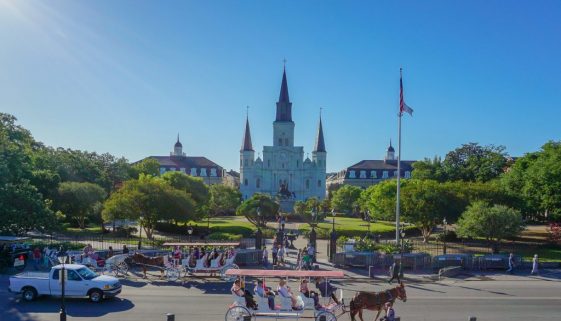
[515,246,561,262]
[188,217,257,237]
[299,216,399,238]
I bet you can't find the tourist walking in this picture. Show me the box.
[531,254,539,275]
[388,261,401,284]
[262,246,269,267]
[506,253,516,274]
[32,247,42,270]
[278,245,285,266]
[272,244,278,266]
[122,244,129,254]
[307,244,315,263]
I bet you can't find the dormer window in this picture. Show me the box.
[394,171,399,178]
[160,167,166,175]
[360,170,366,178]
[180,168,186,173]
[210,168,217,177]
[405,171,411,178]
[349,170,356,178]
[370,170,377,178]
[201,168,208,176]
[382,171,388,178]
[190,168,198,176]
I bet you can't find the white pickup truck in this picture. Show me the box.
[8,264,121,303]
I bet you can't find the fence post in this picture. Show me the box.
[166,313,175,321]
[468,316,476,321]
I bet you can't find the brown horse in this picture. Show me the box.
[129,252,166,279]
[349,282,407,321]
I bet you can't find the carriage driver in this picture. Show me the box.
[380,302,395,321]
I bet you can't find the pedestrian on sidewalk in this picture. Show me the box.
[32,247,42,270]
[506,253,516,274]
[531,254,539,275]
[262,246,269,267]
[278,245,285,266]
[388,261,401,284]
[307,244,315,263]
[272,244,278,266]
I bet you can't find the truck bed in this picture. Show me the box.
[12,272,50,279]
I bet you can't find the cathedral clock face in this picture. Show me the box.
[280,152,287,160]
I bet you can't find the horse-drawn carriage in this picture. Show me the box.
[163,242,240,280]
[224,269,407,321]
[224,270,346,321]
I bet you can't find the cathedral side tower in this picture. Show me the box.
[312,114,327,199]
[240,116,255,198]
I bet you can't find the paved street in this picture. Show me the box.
[2,272,561,321]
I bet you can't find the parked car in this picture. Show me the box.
[8,264,121,302]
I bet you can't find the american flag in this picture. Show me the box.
[400,71,414,116]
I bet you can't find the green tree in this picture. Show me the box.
[331,185,362,214]
[58,182,107,229]
[401,180,451,242]
[130,158,161,178]
[0,113,57,235]
[456,201,524,252]
[360,180,399,221]
[411,156,446,182]
[102,175,196,239]
[294,201,307,216]
[208,184,241,216]
[502,141,561,220]
[161,171,209,207]
[442,143,508,182]
[236,193,279,228]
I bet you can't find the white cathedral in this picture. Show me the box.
[239,67,327,202]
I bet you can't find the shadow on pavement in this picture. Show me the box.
[2,297,134,321]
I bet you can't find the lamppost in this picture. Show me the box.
[138,216,143,250]
[310,207,317,251]
[57,247,69,321]
[329,209,337,262]
[366,210,372,238]
[255,207,263,250]
[442,217,448,255]
[187,224,193,243]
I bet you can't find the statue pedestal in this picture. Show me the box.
[278,199,295,213]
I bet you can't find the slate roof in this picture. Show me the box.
[314,116,326,152]
[148,156,222,169]
[348,160,415,171]
[241,116,254,151]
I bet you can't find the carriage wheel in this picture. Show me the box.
[225,306,252,321]
[220,264,239,282]
[166,268,180,282]
[315,311,337,321]
[113,262,129,277]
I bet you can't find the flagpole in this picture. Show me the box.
[396,68,403,244]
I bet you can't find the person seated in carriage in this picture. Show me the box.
[254,279,275,310]
[278,280,303,310]
[232,279,258,310]
[300,279,321,309]
[315,277,340,304]
[173,246,182,261]
[380,301,395,321]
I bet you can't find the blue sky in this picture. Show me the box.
[1,1,560,172]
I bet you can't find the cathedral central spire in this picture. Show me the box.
[313,114,326,153]
[276,66,293,121]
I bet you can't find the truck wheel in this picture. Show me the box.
[89,289,103,303]
[22,287,37,302]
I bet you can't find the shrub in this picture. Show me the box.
[435,230,458,242]
[207,232,243,241]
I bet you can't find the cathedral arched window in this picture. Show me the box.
[278,138,282,146]
[244,159,248,166]
[317,180,321,187]
[306,179,310,189]
[296,160,299,167]
[284,138,288,146]
[256,178,261,188]
[244,179,248,186]
[268,160,271,167]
